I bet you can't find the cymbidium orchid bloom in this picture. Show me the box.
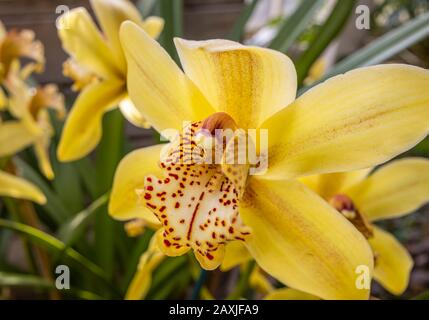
[56,0,164,162]
[0,63,65,179]
[109,21,429,300]
[298,158,429,296]
[0,20,44,82]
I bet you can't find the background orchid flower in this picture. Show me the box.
[56,0,164,162]
[0,170,46,205]
[0,20,44,82]
[0,62,65,179]
[109,21,429,300]
[299,158,429,296]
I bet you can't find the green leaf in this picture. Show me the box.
[269,0,324,52]
[74,158,98,199]
[0,272,103,300]
[13,158,72,225]
[58,193,109,247]
[158,0,183,63]
[0,218,114,294]
[94,109,124,281]
[295,0,357,86]
[52,156,84,215]
[413,290,429,300]
[228,0,260,42]
[322,11,429,80]
[0,271,52,288]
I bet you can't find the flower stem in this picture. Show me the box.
[191,269,208,300]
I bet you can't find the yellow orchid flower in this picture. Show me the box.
[299,157,429,296]
[1,63,65,179]
[56,0,164,162]
[0,20,44,81]
[0,169,46,205]
[125,233,165,300]
[109,21,429,300]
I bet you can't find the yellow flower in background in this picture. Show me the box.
[0,20,45,82]
[109,21,429,300]
[0,62,65,179]
[299,158,429,295]
[56,0,164,162]
[0,169,46,204]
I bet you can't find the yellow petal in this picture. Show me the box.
[141,16,164,39]
[90,0,143,71]
[125,232,165,300]
[119,97,150,128]
[220,241,252,271]
[265,288,320,300]
[0,29,44,76]
[4,63,42,136]
[0,121,35,157]
[346,158,429,221]
[369,226,413,295]
[0,170,46,204]
[57,80,125,162]
[58,7,121,79]
[262,65,429,180]
[241,178,373,300]
[249,267,274,294]
[34,137,54,180]
[299,169,372,200]
[174,38,297,129]
[108,144,163,227]
[0,87,6,110]
[119,21,214,132]
[0,20,5,41]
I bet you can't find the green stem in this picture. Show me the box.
[191,269,208,300]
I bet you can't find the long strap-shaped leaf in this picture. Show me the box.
[317,11,429,84]
[295,0,357,86]
[229,0,260,42]
[58,193,109,247]
[269,0,324,53]
[13,158,72,224]
[0,218,117,296]
[0,271,102,299]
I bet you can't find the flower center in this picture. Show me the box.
[138,114,252,270]
[329,194,373,239]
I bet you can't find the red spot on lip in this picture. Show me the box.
[169,173,179,180]
[146,186,153,191]
[147,203,156,209]
[206,253,214,260]
[228,227,234,234]
[159,206,166,212]
[175,202,180,209]
[144,193,151,200]
[164,239,171,247]
[147,177,152,182]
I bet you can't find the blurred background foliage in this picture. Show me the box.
[0,0,428,300]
